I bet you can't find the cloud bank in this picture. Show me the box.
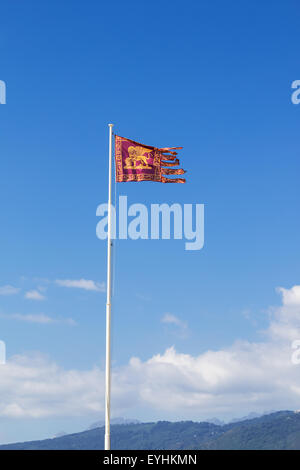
[0,285,300,420]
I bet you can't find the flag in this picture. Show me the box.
[115,135,186,183]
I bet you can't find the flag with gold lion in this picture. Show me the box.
[115,135,186,183]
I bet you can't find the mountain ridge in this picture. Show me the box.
[0,410,299,450]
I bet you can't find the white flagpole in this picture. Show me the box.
[105,123,114,450]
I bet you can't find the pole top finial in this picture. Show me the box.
[108,123,114,127]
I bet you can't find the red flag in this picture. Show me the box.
[115,135,186,183]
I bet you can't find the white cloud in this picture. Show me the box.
[0,285,20,296]
[277,286,300,306]
[0,313,76,326]
[161,313,188,337]
[4,313,53,324]
[0,354,102,418]
[0,285,300,421]
[25,290,46,301]
[161,313,187,328]
[55,279,105,292]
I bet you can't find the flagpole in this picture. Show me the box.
[105,123,114,450]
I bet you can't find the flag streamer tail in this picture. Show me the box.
[161,159,180,167]
[159,146,183,153]
[162,168,186,175]
[162,176,186,183]
[158,146,183,158]
[160,153,178,160]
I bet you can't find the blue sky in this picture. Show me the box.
[0,0,300,444]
